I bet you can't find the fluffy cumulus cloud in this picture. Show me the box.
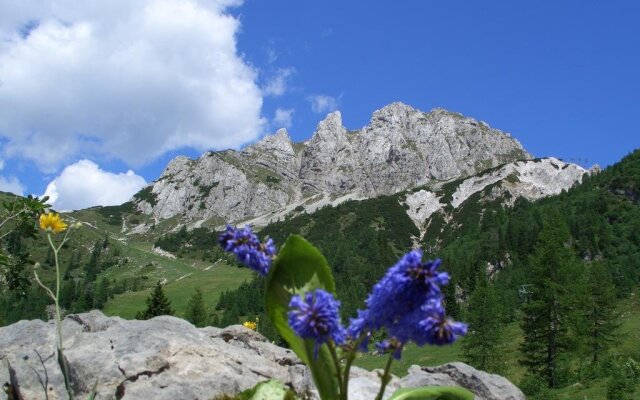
[308,94,339,114]
[0,176,25,196]
[0,0,265,170]
[0,159,24,195]
[43,160,146,211]
[273,108,294,129]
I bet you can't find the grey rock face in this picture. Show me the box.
[131,103,532,226]
[403,157,588,236]
[0,312,524,400]
[400,364,526,400]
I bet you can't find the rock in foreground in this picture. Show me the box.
[0,311,524,399]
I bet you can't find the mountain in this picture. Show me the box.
[130,103,534,230]
[213,149,640,398]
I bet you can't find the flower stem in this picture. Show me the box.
[46,233,74,400]
[341,335,366,400]
[327,341,344,393]
[374,353,395,400]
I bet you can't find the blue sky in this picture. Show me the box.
[0,0,638,209]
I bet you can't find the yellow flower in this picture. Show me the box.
[243,320,257,331]
[39,212,67,233]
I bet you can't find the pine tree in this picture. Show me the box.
[136,281,174,320]
[582,262,618,363]
[184,287,208,327]
[462,274,504,373]
[519,214,581,388]
[93,277,111,309]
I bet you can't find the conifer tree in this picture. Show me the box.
[582,261,618,363]
[519,214,581,388]
[462,273,504,373]
[185,287,208,327]
[136,281,174,319]
[93,277,111,309]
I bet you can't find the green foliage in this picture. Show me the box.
[388,386,473,400]
[606,360,638,400]
[136,281,174,319]
[0,194,50,296]
[265,235,339,400]
[461,274,504,373]
[580,261,619,363]
[95,201,137,226]
[185,287,208,327]
[154,226,230,262]
[213,379,299,400]
[133,187,158,206]
[519,214,582,388]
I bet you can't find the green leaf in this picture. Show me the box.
[237,379,300,400]
[265,235,339,400]
[388,386,474,400]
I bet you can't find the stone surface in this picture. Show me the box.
[402,157,588,233]
[130,103,534,229]
[0,311,524,400]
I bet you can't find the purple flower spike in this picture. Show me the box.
[351,250,452,346]
[288,289,346,357]
[218,225,276,276]
[418,299,467,345]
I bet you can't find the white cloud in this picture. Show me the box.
[308,94,339,114]
[273,108,294,129]
[263,67,294,97]
[43,159,146,211]
[0,176,25,196]
[0,0,265,170]
[0,158,24,195]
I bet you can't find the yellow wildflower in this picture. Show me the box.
[39,212,67,233]
[243,320,257,331]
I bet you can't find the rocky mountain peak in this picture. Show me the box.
[246,128,294,156]
[370,102,419,126]
[310,111,347,143]
[128,102,555,228]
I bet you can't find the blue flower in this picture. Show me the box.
[418,298,467,345]
[376,339,403,360]
[218,225,276,276]
[348,249,450,344]
[288,289,346,356]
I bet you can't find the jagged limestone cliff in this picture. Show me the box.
[131,103,533,227]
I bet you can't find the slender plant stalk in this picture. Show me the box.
[34,231,74,399]
[374,353,395,400]
[327,341,344,392]
[341,335,366,400]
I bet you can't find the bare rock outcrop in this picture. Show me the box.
[0,311,525,400]
[131,103,533,227]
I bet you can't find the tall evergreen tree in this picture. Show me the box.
[462,274,504,373]
[519,214,581,388]
[93,277,111,309]
[582,261,618,363]
[136,281,174,320]
[184,287,207,327]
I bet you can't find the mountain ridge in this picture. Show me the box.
[130,102,535,230]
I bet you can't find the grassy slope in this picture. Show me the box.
[103,263,252,319]
[66,205,253,320]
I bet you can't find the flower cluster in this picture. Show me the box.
[288,289,346,356]
[218,225,276,276]
[39,212,67,233]
[348,249,466,355]
[243,320,258,331]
